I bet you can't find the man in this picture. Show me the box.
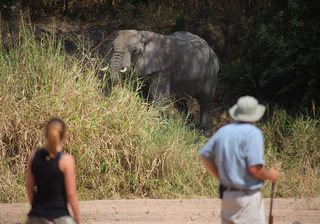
[199,96,279,224]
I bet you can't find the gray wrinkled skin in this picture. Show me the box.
[110,30,219,136]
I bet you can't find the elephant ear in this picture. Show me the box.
[136,31,171,76]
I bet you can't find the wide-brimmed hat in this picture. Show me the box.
[229,96,266,122]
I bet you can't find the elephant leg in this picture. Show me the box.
[198,94,213,137]
[175,98,195,126]
[148,73,170,102]
[140,77,151,100]
[175,99,189,116]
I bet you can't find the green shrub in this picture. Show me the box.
[222,0,320,106]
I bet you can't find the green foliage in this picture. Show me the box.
[223,0,320,106]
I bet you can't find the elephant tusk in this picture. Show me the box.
[120,67,128,73]
[99,66,109,71]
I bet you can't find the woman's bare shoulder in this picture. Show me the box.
[59,152,75,172]
[61,152,75,162]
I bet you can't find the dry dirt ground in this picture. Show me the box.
[1,198,320,224]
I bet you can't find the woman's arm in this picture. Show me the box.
[26,150,36,204]
[60,154,81,224]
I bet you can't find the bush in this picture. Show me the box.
[222,0,320,106]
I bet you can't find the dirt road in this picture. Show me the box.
[1,198,319,224]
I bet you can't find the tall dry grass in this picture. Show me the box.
[0,22,319,202]
[0,22,215,202]
[261,109,320,197]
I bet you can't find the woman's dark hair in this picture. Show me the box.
[45,118,66,140]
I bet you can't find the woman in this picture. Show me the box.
[26,118,81,224]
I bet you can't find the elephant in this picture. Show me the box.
[104,30,219,136]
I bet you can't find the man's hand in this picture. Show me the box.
[248,165,279,182]
[267,168,279,183]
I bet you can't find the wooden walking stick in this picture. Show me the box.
[269,182,275,224]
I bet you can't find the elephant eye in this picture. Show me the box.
[131,48,140,54]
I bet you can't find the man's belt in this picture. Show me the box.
[221,185,259,192]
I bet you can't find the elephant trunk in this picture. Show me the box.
[110,51,124,81]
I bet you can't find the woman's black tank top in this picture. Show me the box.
[28,148,70,220]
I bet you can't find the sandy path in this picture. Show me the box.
[1,198,319,224]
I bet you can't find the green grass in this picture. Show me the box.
[0,22,319,202]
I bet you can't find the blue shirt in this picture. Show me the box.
[199,122,264,190]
